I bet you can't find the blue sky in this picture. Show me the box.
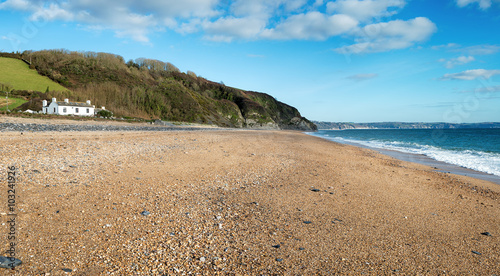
[1,0,499,123]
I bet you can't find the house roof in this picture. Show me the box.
[56,101,93,108]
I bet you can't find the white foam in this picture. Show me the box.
[311,134,500,177]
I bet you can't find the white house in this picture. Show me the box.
[42,98,95,116]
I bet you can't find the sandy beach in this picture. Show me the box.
[0,128,499,275]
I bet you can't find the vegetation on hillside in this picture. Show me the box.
[0,93,26,112]
[0,50,316,130]
[0,56,68,92]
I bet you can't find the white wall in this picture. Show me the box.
[44,102,94,116]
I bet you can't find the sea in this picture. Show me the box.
[307,128,500,185]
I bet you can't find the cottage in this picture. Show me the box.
[42,98,95,116]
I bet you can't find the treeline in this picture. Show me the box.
[6,49,316,130]
[0,52,23,59]
[0,51,32,66]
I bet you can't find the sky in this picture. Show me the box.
[0,0,499,123]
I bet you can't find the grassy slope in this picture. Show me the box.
[0,57,68,92]
[0,96,26,111]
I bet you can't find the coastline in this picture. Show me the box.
[306,131,500,186]
[1,129,499,274]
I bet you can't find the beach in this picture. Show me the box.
[1,126,499,275]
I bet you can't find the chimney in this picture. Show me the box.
[52,98,56,103]
[86,100,91,105]
[42,100,47,107]
[64,98,69,103]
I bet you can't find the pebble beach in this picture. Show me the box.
[0,117,499,275]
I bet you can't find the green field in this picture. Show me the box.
[0,96,27,111]
[0,57,68,92]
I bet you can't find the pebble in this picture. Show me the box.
[62,268,73,272]
[0,122,218,132]
[471,251,482,255]
[310,189,321,192]
[4,123,498,275]
[0,256,22,268]
[481,232,492,236]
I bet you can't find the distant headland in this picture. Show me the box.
[313,121,500,130]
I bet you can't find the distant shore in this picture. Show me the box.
[314,121,500,130]
[1,128,498,274]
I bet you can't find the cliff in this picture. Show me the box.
[1,51,316,131]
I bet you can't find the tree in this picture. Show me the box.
[187,71,197,78]
[166,62,180,73]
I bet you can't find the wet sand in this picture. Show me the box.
[0,129,499,275]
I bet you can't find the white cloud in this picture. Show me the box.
[261,12,358,40]
[335,17,437,54]
[440,69,500,80]
[455,0,500,9]
[314,0,325,7]
[438,56,475,68]
[458,45,500,55]
[431,43,461,50]
[0,0,436,50]
[30,3,75,21]
[326,0,406,21]
[0,0,220,43]
[347,73,378,81]
[0,0,32,11]
[432,43,500,55]
[203,17,268,41]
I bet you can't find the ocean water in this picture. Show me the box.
[308,128,500,179]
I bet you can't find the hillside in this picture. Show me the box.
[0,57,68,92]
[0,56,69,111]
[1,51,316,130]
[314,121,500,129]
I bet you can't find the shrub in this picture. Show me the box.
[97,110,113,118]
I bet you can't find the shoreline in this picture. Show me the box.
[1,128,499,274]
[306,132,500,186]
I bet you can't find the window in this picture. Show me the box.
[63,107,67,113]
[75,108,79,113]
[87,108,90,113]
[53,108,56,113]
